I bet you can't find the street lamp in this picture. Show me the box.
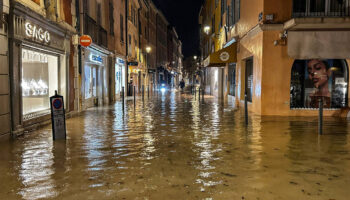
[193,55,197,60]
[204,25,211,35]
[146,46,152,53]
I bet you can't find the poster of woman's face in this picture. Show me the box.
[290,59,348,109]
[306,59,332,97]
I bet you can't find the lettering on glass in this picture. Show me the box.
[25,22,51,43]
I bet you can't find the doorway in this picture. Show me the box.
[245,58,253,102]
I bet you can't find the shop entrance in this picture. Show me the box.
[245,58,253,102]
[85,65,100,107]
[229,63,236,96]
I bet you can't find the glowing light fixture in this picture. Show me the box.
[204,25,211,35]
[194,55,198,60]
[146,46,152,53]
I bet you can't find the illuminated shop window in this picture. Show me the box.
[290,59,348,109]
[22,49,58,116]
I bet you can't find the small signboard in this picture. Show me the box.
[148,69,156,73]
[128,61,138,66]
[50,91,66,140]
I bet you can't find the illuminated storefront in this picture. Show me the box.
[82,47,109,109]
[21,49,59,116]
[9,3,72,131]
[115,58,126,97]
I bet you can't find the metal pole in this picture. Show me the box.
[194,87,196,100]
[245,93,248,125]
[148,85,150,99]
[199,88,201,101]
[142,85,144,101]
[319,97,323,135]
[134,86,136,109]
[122,86,125,113]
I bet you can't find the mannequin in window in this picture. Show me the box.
[306,59,331,108]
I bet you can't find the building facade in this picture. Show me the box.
[7,0,76,135]
[200,0,350,117]
[1,0,183,138]
[0,0,10,139]
[148,0,157,91]
[156,11,168,88]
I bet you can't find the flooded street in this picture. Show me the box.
[1,91,350,200]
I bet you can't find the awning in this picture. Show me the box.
[203,42,237,67]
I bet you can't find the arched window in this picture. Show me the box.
[290,59,348,109]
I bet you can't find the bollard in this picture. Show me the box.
[319,97,323,135]
[122,86,125,113]
[199,88,201,101]
[148,85,150,99]
[245,93,248,125]
[194,87,196,100]
[134,86,136,108]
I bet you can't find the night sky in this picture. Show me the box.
[152,0,204,58]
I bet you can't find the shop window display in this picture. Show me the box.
[290,59,348,109]
[22,49,58,116]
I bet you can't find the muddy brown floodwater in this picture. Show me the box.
[1,92,350,200]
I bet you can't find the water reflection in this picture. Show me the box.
[19,135,57,200]
[0,91,349,199]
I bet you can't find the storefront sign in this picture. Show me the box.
[80,35,92,47]
[128,61,138,66]
[25,22,51,43]
[90,54,103,64]
[50,91,66,140]
[220,52,230,62]
[148,69,156,73]
[117,58,125,65]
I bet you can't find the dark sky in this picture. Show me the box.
[152,0,204,58]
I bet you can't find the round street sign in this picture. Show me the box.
[53,99,63,110]
[80,35,92,47]
[220,51,230,62]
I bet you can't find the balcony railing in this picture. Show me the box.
[84,14,108,48]
[293,0,350,17]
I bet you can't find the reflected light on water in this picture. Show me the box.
[19,137,57,200]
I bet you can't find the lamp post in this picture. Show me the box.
[146,46,152,93]
[204,25,211,35]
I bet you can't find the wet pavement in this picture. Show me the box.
[1,91,350,200]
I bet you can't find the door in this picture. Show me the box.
[229,63,236,96]
[245,58,253,102]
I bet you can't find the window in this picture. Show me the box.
[235,0,240,22]
[21,49,58,116]
[293,0,306,12]
[97,3,101,25]
[83,0,88,13]
[229,63,236,96]
[290,59,348,109]
[212,16,215,34]
[293,0,348,16]
[109,1,114,35]
[120,15,124,42]
[310,0,326,12]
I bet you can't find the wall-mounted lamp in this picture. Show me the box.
[274,31,287,46]
[146,46,152,53]
[204,25,211,35]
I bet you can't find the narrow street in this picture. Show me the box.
[1,91,350,200]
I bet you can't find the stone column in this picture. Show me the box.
[0,14,11,138]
